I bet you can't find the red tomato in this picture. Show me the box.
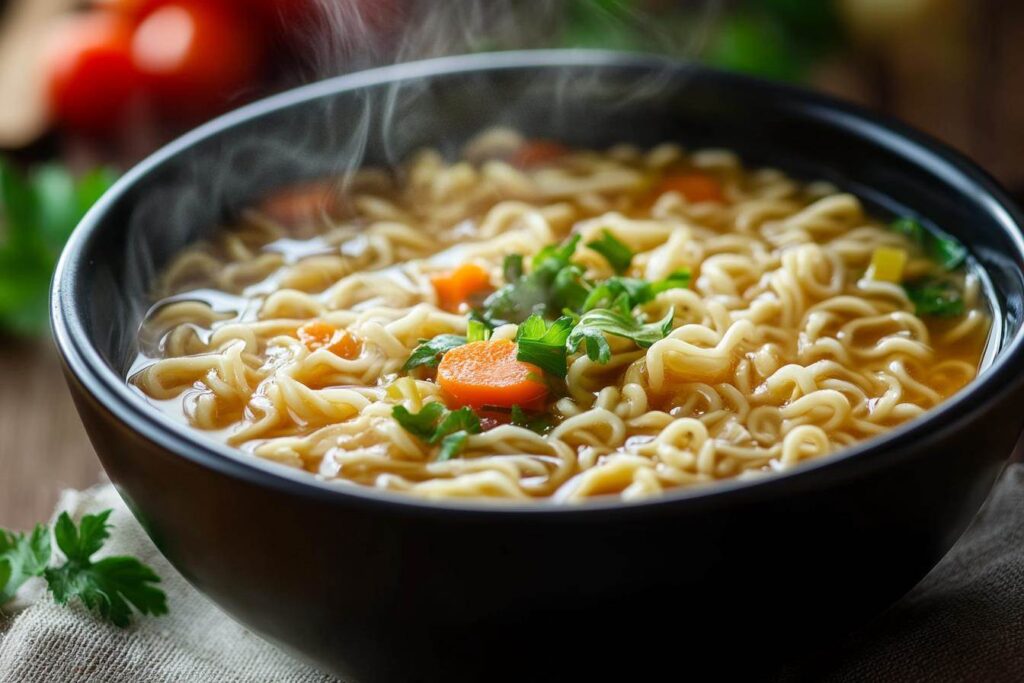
[130,0,263,118]
[100,0,309,24]
[44,12,140,134]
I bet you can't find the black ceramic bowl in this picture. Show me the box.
[52,51,1024,681]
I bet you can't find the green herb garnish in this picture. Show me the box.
[392,402,482,461]
[502,254,524,283]
[586,229,634,274]
[890,216,967,271]
[890,217,926,244]
[568,307,675,363]
[480,235,584,324]
[1,511,167,627]
[403,334,467,370]
[583,269,691,312]
[466,319,491,342]
[510,405,556,435]
[515,314,575,378]
[904,278,965,317]
[0,524,50,604]
[929,236,967,271]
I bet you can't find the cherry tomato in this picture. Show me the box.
[131,0,263,118]
[44,12,140,134]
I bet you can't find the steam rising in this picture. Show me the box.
[110,0,721,370]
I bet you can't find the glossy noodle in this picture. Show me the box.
[130,129,990,503]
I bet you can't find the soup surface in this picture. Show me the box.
[130,130,990,502]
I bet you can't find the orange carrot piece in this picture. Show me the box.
[259,181,342,227]
[656,173,724,203]
[511,140,569,168]
[297,321,361,359]
[431,263,492,312]
[437,340,548,409]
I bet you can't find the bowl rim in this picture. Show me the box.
[51,48,1024,517]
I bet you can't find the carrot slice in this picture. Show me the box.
[511,140,569,168]
[259,181,343,227]
[431,263,492,312]
[437,340,548,409]
[656,173,724,203]
[297,321,361,359]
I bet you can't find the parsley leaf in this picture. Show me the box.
[515,314,575,378]
[532,234,580,271]
[392,402,447,440]
[582,269,691,312]
[0,524,50,604]
[392,403,482,461]
[510,405,556,434]
[41,511,167,628]
[403,334,467,370]
[568,307,675,364]
[904,278,965,317]
[586,229,634,274]
[480,235,584,324]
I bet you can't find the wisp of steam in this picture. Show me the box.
[112,0,721,370]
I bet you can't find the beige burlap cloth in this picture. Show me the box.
[0,484,337,683]
[4,466,1024,682]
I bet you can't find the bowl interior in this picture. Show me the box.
[56,51,1024,495]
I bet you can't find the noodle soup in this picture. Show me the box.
[130,130,990,502]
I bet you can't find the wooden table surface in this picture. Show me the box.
[0,340,102,531]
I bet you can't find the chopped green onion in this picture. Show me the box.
[467,319,491,342]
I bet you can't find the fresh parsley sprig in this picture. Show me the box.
[479,235,586,324]
[403,334,468,371]
[514,314,575,378]
[0,510,167,627]
[0,525,49,605]
[568,306,675,364]
[392,402,482,461]
[582,270,691,313]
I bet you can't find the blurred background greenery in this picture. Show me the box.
[1,0,1022,527]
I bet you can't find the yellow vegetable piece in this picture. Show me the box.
[387,376,423,410]
[868,246,908,283]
